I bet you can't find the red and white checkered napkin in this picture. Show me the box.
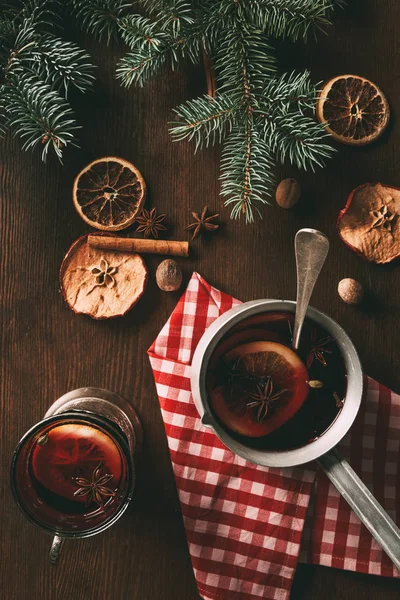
[148,273,400,600]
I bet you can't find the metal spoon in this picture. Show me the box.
[291,229,400,571]
[292,228,329,351]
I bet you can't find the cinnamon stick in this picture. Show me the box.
[87,235,189,257]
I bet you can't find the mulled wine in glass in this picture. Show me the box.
[11,388,142,563]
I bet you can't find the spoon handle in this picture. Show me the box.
[292,229,329,351]
[318,448,400,572]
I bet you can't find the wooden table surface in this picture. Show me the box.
[1,2,400,599]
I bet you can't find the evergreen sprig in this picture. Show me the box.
[0,1,343,214]
[70,0,343,221]
[67,0,131,44]
[5,73,78,160]
[0,0,95,161]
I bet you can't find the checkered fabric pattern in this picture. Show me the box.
[300,377,400,578]
[148,273,400,600]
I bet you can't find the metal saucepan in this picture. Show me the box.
[191,300,400,571]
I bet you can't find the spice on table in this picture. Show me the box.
[275,178,301,209]
[337,182,400,263]
[156,260,183,292]
[316,75,390,146]
[72,157,146,231]
[338,278,364,305]
[135,207,167,238]
[185,206,219,239]
[60,233,148,320]
[88,235,189,257]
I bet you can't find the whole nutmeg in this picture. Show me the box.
[275,178,301,209]
[156,259,182,292]
[338,278,364,305]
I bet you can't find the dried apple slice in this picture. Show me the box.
[337,182,400,264]
[210,341,309,437]
[60,233,148,319]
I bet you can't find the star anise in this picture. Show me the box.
[221,357,267,398]
[369,204,397,232]
[90,257,117,288]
[307,333,333,369]
[185,206,219,239]
[246,377,287,423]
[135,207,167,238]
[72,462,116,508]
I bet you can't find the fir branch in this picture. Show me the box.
[220,122,274,222]
[21,0,63,32]
[261,70,318,113]
[0,85,10,137]
[142,0,194,36]
[265,113,334,171]
[0,15,17,63]
[216,24,277,101]
[116,28,201,87]
[258,71,335,171]
[6,73,78,161]
[1,18,37,74]
[242,0,335,41]
[170,93,239,151]
[68,0,131,43]
[116,46,167,88]
[118,15,169,51]
[143,0,194,36]
[33,36,96,95]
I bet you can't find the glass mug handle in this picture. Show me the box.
[49,535,64,565]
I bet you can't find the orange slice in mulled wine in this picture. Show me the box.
[210,341,309,437]
[207,329,285,393]
[31,424,122,503]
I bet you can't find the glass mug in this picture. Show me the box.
[11,388,142,564]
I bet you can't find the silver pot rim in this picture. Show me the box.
[190,299,363,467]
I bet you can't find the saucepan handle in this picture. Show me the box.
[317,447,400,572]
[49,535,64,565]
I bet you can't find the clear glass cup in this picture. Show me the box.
[11,388,142,564]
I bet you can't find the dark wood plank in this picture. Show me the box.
[1,2,399,599]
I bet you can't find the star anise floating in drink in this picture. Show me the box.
[246,377,287,424]
[135,207,167,238]
[307,333,333,368]
[73,462,116,508]
[185,206,219,239]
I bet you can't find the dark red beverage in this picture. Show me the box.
[207,312,346,450]
[12,413,133,535]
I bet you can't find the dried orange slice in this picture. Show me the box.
[73,157,146,231]
[316,75,390,146]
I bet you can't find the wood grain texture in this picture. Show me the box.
[1,2,400,598]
